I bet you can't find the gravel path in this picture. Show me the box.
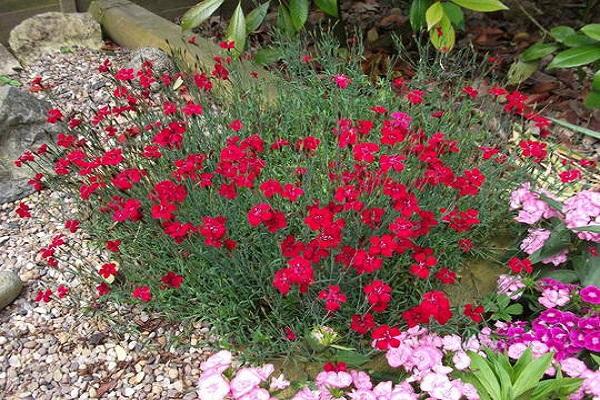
[0,47,212,400]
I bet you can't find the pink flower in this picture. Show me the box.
[291,388,320,400]
[269,374,290,391]
[351,370,372,390]
[541,248,568,266]
[386,345,411,368]
[333,74,351,89]
[441,335,462,352]
[510,183,560,224]
[201,350,232,373]
[238,388,270,400]
[411,346,443,372]
[563,190,600,242]
[197,372,230,400]
[520,228,550,254]
[538,287,571,308]
[315,370,353,389]
[580,285,600,305]
[452,351,470,370]
[507,342,528,359]
[497,274,525,300]
[230,368,262,398]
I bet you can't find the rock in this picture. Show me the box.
[127,48,175,75]
[0,44,21,75]
[0,270,23,310]
[0,86,58,203]
[88,333,106,346]
[9,13,102,65]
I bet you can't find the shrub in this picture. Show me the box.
[19,38,570,359]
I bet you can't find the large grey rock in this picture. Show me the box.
[127,47,175,75]
[0,86,58,203]
[9,12,102,65]
[0,270,23,310]
[0,44,21,75]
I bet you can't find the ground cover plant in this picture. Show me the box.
[15,36,598,362]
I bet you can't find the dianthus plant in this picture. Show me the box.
[17,39,573,358]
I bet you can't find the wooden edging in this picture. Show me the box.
[88,0,277,104]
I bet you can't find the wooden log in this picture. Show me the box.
[88,0,277,105]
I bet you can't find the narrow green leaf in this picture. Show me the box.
[450,0,508,12]
[507,60,539,84]
[572,225,600,233]
[429,14,455,52]
[548,117,600,139]
[288,0,309,31]
[225,2,247,55]
[584,91,600,109]
[246,1,270,33]
[442,2,464,30]
[314,0,338,17]
[521,42,559,62]
[513,352,553,397]
[550,26,576,43]
[425,2,444,31]
[548,46,600,69]
[410,0,430,31]
[581,23,600,41]
[181,0,224,31]
[468,352,502,398]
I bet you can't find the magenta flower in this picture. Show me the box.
[580,285,600,305]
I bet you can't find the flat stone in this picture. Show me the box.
[0,270,23,310]
[0,44,21,75]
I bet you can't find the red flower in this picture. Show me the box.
[304,207,334,231]
[462,86,478,98]
[219,40,235,50]
[419,290,452,325]
[364,280,392,312]
[435,267,457,284]
[106,240,121,252]
[350,313,375,335]
[318,285,347,312]
[64,219,80,233]
[371,324,401,350]
[115,68,134,81]
[161,271,184,289]
[99,263,118,279]
[559,169,582,183]
[458,238,474,253]
[16,202,31,218]
[132,286,152,302]
[182,102,203,116]
[260,179,282,198]
[57,285,69,298]
[229,119,243,131]
[35,289,53,302]
[323,361,347,372]
[333,74,351,89]
[406,89,425,105]
[199,215,228,248]
[353,142,380,163]
[464,303,485,323]
[441,208,480,232]
[284,327,297,341]
[47,108,63,123]
[507,257,533,274]
[96,282,111,297]
[519,140,547,163]
[281,184,304,202]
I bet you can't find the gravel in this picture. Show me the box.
[1,46,213,400]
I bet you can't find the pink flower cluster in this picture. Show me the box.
[519,228,569,266]
[537,278,574,309]
[563,190,600,243]
[197,351,290,400]
[559,357,600,400]
[509,183,559,225]
[377,326,493,400]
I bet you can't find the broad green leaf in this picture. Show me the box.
[505,303,523,315]
[548,46,600,69]
[507,60,539,84]
[584,91,600,109]
[0,75,21,87]
[426,2,444,31]
[554,378,584,397]
[521,42,559,62]
[246,1,270,33]
[289,0,309,31]
[581,23,600,41]
[550,26,576,43]
[429,14,455,52]
[181,0,224,31]
[563,32,598,47]
[513,352,553,397]
[450,0,508,12]
[253,47,283,65]
[529,224,571,264]
[276,5,296,36]
[314,0,338,17]
[528,379,563,400]
[549,117,600,140]
[592,353,600,367]
[592,70,600,91]
[456,372,493,400]
[468,352,502,398]
[572,250,600,287]
[331,349,370,366]
[488,352,513,399]
[543,269,579,283]
[497,294,510,309]
[410,0,430,31]
[225,2,247,55]
[442,2,464,30]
